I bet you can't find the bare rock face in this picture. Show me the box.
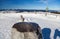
[11,22,42,39]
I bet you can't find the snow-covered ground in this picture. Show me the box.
[0,12,60,39]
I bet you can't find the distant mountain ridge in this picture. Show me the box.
[0,9,60,14]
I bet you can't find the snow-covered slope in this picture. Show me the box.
[0,13,60,39]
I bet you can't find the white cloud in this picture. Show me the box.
[35,0,48,5]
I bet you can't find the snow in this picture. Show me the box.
[0,12,60,39]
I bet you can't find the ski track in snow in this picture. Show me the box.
[0,13,60,39]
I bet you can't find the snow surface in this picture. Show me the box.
[0,13,60,39]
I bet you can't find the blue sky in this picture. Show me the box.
[0,0,60,10]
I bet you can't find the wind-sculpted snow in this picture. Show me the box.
[0,13,60,39]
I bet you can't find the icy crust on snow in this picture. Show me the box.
[0,13,60,39]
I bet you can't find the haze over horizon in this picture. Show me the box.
[0,0,60,10]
